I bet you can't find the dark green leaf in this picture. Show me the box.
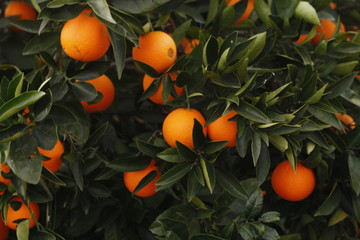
[314,185,342,216]
[203,36,219,66]
[176,141,197,162]
[172,19,192,47]
[0,124,27,143]
[32,119,58,150]
[256,141,270,186]
[260,211,280,223]
[273,0,300,19]
[245,189,263,219]
[71,81,98,102]
[109,31,126,80]
[348,153,360,196]
[106,155,150,172]
[235,101,271,124]
[187,169,203,202]
[156,163,192,191]
[88,0,116,24]
[23,32,60,55]
[135,138,163,161]
[294,1,320,25]
[193,118,206,149]
[325,73,356,100]
[157,148,184,163]
[216,168,248,200]
[200,158,216,193]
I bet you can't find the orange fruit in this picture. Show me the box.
[162,108,207,149]
[79,75,115,113]
[38,139,64,173]
[60,8,110,62]
[336,113,356,133]
[132,31,177,74]
[311,19,346,44]
[123,159,160,198]
[143,72,184,105]
[4,1,37,21]
[5,196,40,230]
[207,110,237,147]
[295,34,309,44]
[271,161,316,201]
[226,0,254,25]
[182,38,200,54]
[0,217,9,240]
[329,2,336,9]
[0,163,11,195]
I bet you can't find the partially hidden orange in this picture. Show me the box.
[207,110,238,147]
[79,75,115,113]
[132,31,177,74]
[60,8,110,62]
[336,113,356,133]
[38,139,64,173]
[226,0,254,25]
[295,34,309,44]
[162,108,207,149]
[182,38,200,54]
[4,1,37,21]
[311,19,346,44]
[123,159,161,198]
[5,196,40,230]
[0,163,11,195]
[271,161,316,201]
[143,72,184,105]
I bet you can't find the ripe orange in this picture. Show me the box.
[142,72,184,105]
[0,217,9,240]
[271,161,316,201]
[226,0,254,25]
[38,139,64,173]
[162,108,207,149]
[60,8,110,62]
[295,34,309,44]
[79,75,115,113]
[311,19,346,44]
[4,1,37,21]
[207,110,237,147]
[5,196,40,230]
[123,159,160,198]
[0,163,11,195]
[182,38,200,54]
[336,113,356,133]
[329,2,336,9]
[132,31,177,74]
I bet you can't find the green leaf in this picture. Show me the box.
[0,91,45,122]
[307,84,327,104]
[260,211,280,223]
[23,32,60,55]
[109,31,126,80]
[205,0,219,26]
[16,219,30,240]
[247,32,267,62]
[133,60,161,77]
[331,61,359,76]
[191,235,226,240]
[156,163,192,191]
[203,36,219,66]
[7,73,24,99]
[135,138,163,161]
[157,148,184,163]
[0,124,27,143]
[109,0,173,14]
[348,153,360,196]
[171,19,192,47]
[106,155,150,172]
[88,0,116,24]
[71,81,98,102]
[328,208,348,226]
[192,118,206,149]
[325,73,356,100]
[204,141,229,155]
[32,119,58,150]
[251,132,261,166]
[8,134,42,184]
[216,168,248,200]
[294,1,320,25]
[245,189,263,219]
[176,141,198,161]
[308,105,342,130]
[69,62,111,81]
[132,170,158,196]
[314,185,342,216]
[200,158,216,193]
[84,121,109,149]
[273,0,300,19]
[187,169,203,202]
[234,101,271,124]
[47,0,82,8]
[256,141,270,186]
[254,0,272,27]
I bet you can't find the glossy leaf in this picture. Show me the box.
[156,163,192,191]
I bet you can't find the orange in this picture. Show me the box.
[60,8,110,62]
[271,161,316,201]
[79,75,115,113]
[226,0,254,25]
[311,19,346,44]
[123,159,160,198]
[143,72,184,105]
[38,139,64,173]
[182,39,200,54]
[329,2,336,9]
[336,113,356,133]
[162,108,207,149]
[295,34,309,44]
[0,163,11,196]
[0,217,9,240]
[132,31,177,74]
[5,196,40,230]
[4,1,37,21]
[207,110,237,147]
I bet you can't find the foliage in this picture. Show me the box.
[0,0,359,239]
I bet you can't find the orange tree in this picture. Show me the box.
[0,0,359,239]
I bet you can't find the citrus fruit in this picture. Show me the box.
[5,196,40,230]
[295,34,309,44]
[0,217,9,240]
[38,139,64,173]
[162,108,207,149]
[132,31,177,74]
[226,0,254,25]
[0,163,11,195]
[329,2,336,9]
[4,1,37,21]
[143,72,184,105]
[311,19,346,44]
[336,113,356,133]
[79,75,115,113]
[60,8,110,62]
[271,161,316,201]
[182,38,200,54]
[207,110,237,147]
[123,159,160,198]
